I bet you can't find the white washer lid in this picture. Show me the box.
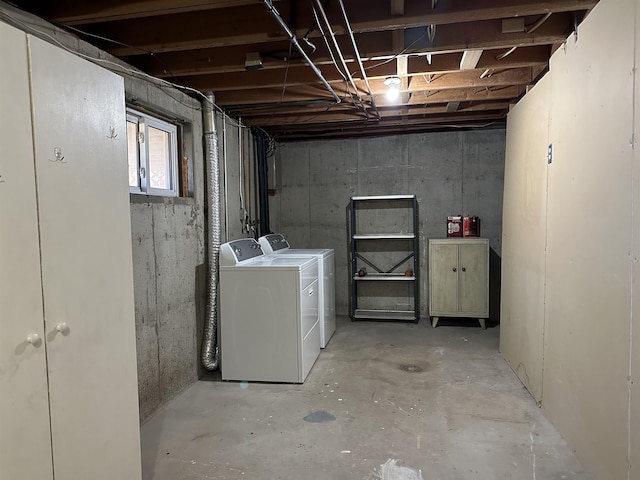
[274,248,333,257]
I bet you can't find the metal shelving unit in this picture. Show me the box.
[349,195,419,322]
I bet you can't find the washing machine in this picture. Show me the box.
[258,233,336,348]
[219,238,320,383]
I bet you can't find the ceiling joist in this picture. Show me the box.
[8,0,597,140]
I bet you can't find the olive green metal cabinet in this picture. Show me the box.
[428,238,489,329]
[0,22,141,480]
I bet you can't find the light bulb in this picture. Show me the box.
[385,86,400,101]
[383,76,402,102]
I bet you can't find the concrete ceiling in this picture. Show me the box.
[9,0,598,140]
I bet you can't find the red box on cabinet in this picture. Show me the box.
[463,216,480,237]
[447,216,463,237]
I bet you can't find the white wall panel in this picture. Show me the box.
[500,74,550,402]
[543,1,635,477]
[28,35,142,480]
[0,21,53,480]
[631,0,640,473]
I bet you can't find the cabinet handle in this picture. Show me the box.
[56,322,70,334]
[452,267,457,272]
[309,289,314,296]
[461,267,466,272]
[26,333,42,347]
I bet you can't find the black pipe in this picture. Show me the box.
[253,128,271,236]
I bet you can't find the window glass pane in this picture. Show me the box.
[126,121,139,188]
[148,126,171,190]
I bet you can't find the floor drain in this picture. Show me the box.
[303,411,336,423]
[400,364,423,373]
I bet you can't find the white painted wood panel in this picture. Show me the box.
[28,35,141,480]
[544,0,634,477]
[0,22,53,480]
[500,73,550,401]
[631,1,640,472]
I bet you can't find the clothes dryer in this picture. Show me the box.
[258,233,336,347]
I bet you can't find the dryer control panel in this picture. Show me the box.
[259,233,290,254]
[220,238,264,266]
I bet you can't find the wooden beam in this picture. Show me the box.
[87,4,590,56]
[460,49,483,70]
[133,43,548,80]
[391,0,405,16]
[241,102,510,125]
[231,100,511,118]
[275,119,505,141]
[213,83,524,106]
[182,65,533,94]
[350,0,597,33]
[446,101,460,112]
[40,0,268,25]
[259,111,505,131]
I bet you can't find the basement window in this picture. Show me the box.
[127,108,179,196]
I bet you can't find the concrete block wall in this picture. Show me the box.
[124,82,206,422]
[270,129,506,319]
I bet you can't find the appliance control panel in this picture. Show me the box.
[220,238,264,265]
[259,233,290,253]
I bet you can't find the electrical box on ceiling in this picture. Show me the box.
[245,52,264,71]
[502,18,525,33]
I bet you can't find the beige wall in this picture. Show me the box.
[501,0,638,477]
[500,73,550,402]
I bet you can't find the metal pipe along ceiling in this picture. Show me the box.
[262,0,341,104]
[312,0,363,105]
[336,0,379,119]
[201,92,221,371]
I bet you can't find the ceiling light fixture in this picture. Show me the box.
[384,76,401,101]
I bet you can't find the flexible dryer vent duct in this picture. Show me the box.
[201,92,221,371]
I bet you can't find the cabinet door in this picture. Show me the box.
[28,36,142,480]
[0,23,54,480]
[429,243,459,314]
[458,243,489,315]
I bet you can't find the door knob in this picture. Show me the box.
[26,333,42,347]
[55,322,70,334]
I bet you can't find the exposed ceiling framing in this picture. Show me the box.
[7,0,598,140]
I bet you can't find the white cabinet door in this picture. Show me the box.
[429,242,459,314]
[28,35,142,480]
[459,243,489,316]
[0,23,53,480]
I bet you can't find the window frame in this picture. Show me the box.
[126,108,179,197]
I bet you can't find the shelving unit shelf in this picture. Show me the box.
[349,195,419,322]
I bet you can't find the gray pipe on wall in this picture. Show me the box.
[201,92,221,371]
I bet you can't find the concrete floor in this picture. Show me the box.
[140,316,590,480]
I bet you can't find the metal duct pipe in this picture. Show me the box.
[201,92,221,371]
[312,0,363,106]
[262,0,341,104]
[337,0,379,119]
